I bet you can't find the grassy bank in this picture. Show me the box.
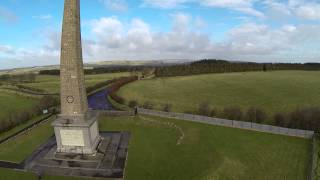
[118,71,320,117]
[0,115,310,179]
[0,91,39,122]
[21,72,130,93]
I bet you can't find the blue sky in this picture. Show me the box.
[0,0,320,69]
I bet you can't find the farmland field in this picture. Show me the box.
[21,72,130,93]
[0,115,310,180]
[0,91,39,122]
[118,71,320,117]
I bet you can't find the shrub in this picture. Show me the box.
[110,93,125,104]
[86,79,116,94]
[163,103,172,112]
[107,76,138,105]
[39,96,59,109]
[246,107,267,123]
[143,102,154,109]
[210,108,217,117]
[274,113,287,127]
[128,100,138,108]
[288,107,320,130]
[198,102,210,116]
[223,106,243,120]
[16,84,45,93]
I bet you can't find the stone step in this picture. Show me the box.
[100,133,122,169]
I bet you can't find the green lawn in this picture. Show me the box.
[21,72,130,93]
[0,91,39,122]
[0,117,54,162]
[0,114,49,141]
[0,115,310,180]
[118,70,320,116]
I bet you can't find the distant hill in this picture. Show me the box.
[0,59,192,75]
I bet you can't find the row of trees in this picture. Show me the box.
[15,84,45,93]
[0,73,36,84]
[127,100,320,131]
[155,59,320,77]
[107,76,138,105]
[39,66,149,76]
[0,95,59,134]
[86,79,117,94]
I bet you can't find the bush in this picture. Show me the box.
[128,100,138,108]
[198,102,210,116]
[110,93,125,105]
[16,84,45,93]
[143,102,154,109]
[210,108,217,117]
[86,79,116,94]
[107,76,138,105]
[163,103,172,112]
[223,106,243,120]
[39,96,59,109]
[245,107,267,123]
[274,113,287,127]
[288,107,320,130]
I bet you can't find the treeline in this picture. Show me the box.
[132,101,320,131]
[0,95,59,134]
[107,76,138,105]
[0,73,36,84]
[155,59,320,77]
[39,66,149,75]
[86,79,117,94]
[15,84,45,93]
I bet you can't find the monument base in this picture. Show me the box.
[52,111,100,155]
[24,132,130,179]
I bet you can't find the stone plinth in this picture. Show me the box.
[24,132,130,179]
[52,111,100,154]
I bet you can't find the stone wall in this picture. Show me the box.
[137,108,314,139]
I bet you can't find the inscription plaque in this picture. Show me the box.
[60,129,85,147]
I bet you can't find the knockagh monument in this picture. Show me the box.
[23,0,130,178]
[52,0,100,155]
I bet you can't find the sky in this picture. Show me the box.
[0,0,320,69]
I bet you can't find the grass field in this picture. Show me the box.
[0,114,48,141]
[118,71,320,117]
[0,91,39,122]
[0,115,310,180]
[21,72,130,93]
[0,117,54,162]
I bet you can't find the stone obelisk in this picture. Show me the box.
[52,0,100,155]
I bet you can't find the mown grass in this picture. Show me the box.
[0,117,54,162]
[102,115,310,180]
[21,72,130,93]
[0,115,310,180]
[0,168,36,180]
[118,71,320,116]
[0,114,48,140]
[0,91,39,122]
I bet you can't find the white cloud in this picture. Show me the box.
[83,14,320,62]
[142,0,264,17]
[91,17,124,48]
[32,14,53,20]
[2,12,320,69]
[0,45,15,54]
[200,0,264,17]
[296,4,320,20]
[99,0,128,12]
[142,0,190,9]
[265,0,320,20]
